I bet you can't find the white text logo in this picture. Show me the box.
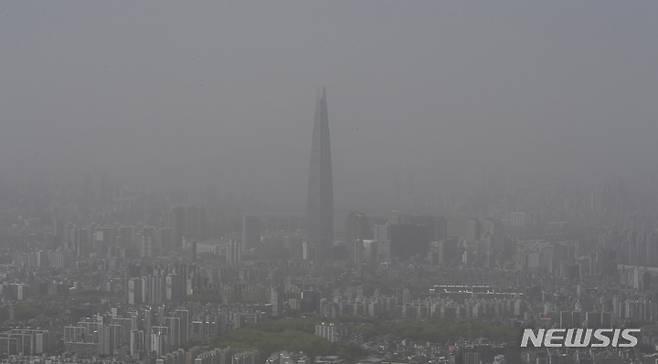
[520,329,640,348]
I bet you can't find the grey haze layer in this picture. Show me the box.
[1,1,658,213]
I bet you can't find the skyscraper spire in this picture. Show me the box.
[306,87,334,260]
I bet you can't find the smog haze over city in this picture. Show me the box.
[1,2,658,364]
[3,1,658,213]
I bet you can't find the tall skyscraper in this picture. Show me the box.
[306,87,334,260]
[226,240,242,266]
[241,216,262,250]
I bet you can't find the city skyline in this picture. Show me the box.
[1,2,658,363]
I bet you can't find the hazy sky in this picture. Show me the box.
[2,1,658,212]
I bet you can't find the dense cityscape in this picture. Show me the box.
[3,2,658,364]
[0,89,657,364]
